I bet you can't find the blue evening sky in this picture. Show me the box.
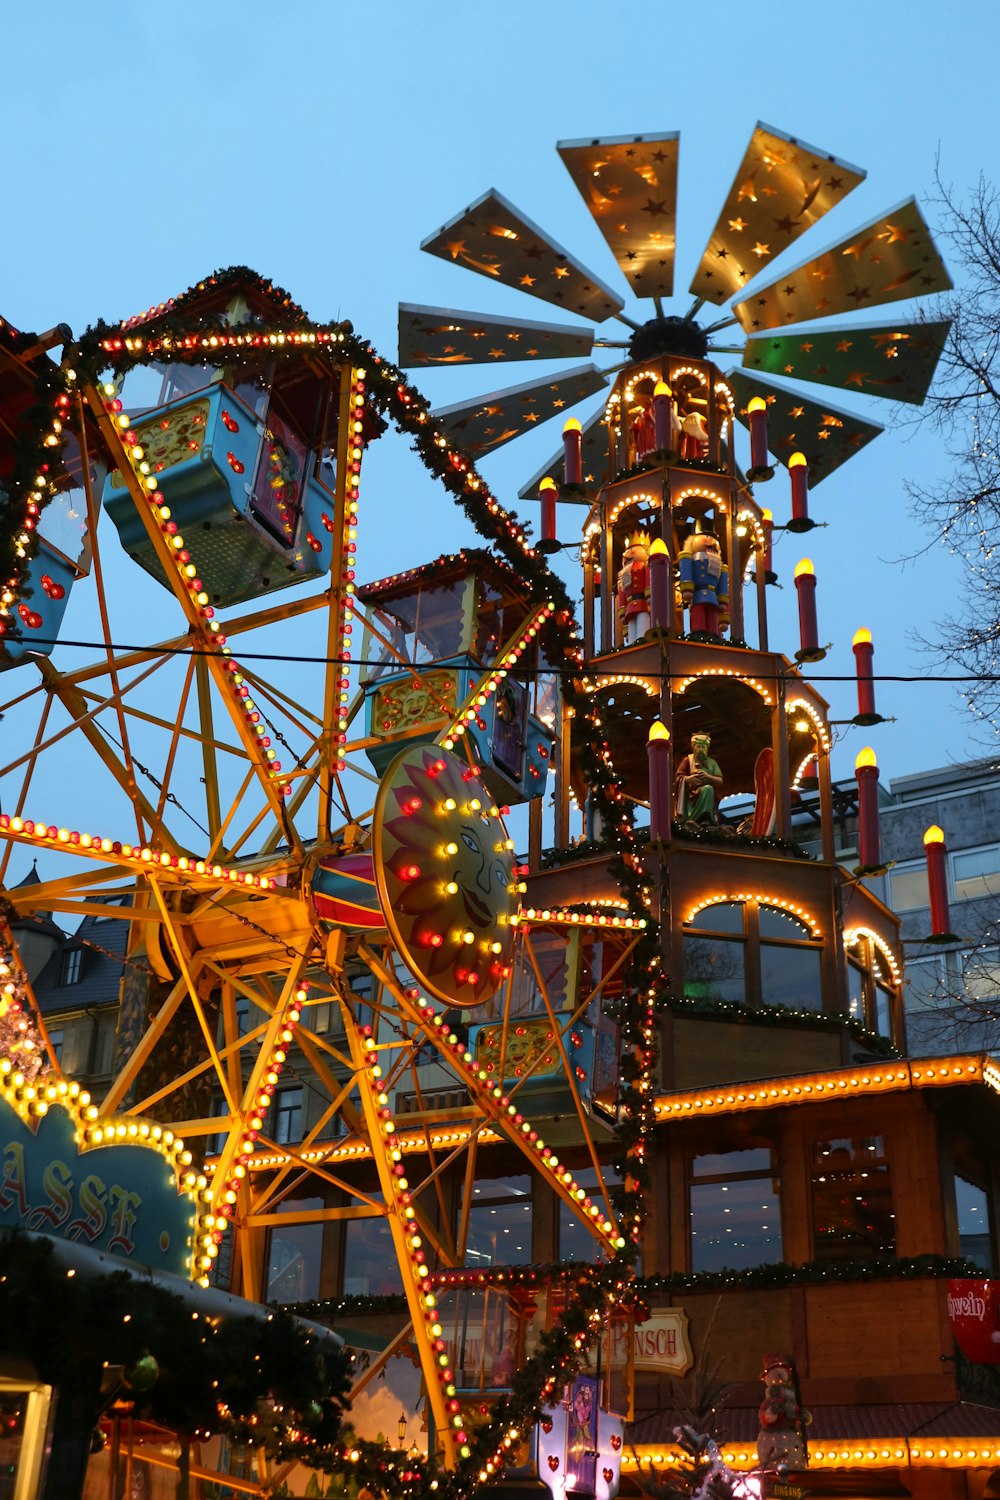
[2,0,999,812]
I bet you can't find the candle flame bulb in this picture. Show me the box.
[562,417,583,485]
[853,627,872,646]
[854,747,882,868]
[646,719,672,842]
[538,475,559,548]
[788,450,807,469]
[794,557,815,578]
[653,380,671,397]
[924,824,945,845]
[648,537,671,629]
[746,396,774,481]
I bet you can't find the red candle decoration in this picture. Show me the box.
[648,538,671,630]
[852,627,881,723]
[787,451,814,532]
[760,507,776,582]
[855,748,882,870]
[793,558,825,661]
[647,721,672,843]
[653,380,674,454]
[538,476,559,553]
[923,825,956,939]
[563,417,583,486]
[746,396,774,482]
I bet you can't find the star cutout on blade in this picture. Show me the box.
[642,199,670,217]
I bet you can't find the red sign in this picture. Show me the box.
[947,1278,1000,1363]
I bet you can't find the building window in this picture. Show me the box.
[953,1138,994,1270]
[888,863,930,912]
[462,1176,533,1267]
[905,952,1000,1056]
[273,1086,303,1145]
[689,1147,782,1272]
[558,1166,620,1264]
[217,995,250,1047]
[811,1136,895,1261]
[342,1208,404,1296]
[265,1197,323,1303]
[845,933,900,1041]
[207,1095,229,1157]
[91,1012,116,1074]
[60,948,82,986]
[890,846,1000,912]
[683,899,822,1011]
[46,1028,63,1064]
[952,846,1000,902]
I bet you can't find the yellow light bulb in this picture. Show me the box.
[923,824,945,845]
[747,396,767,414]
[852,627,872,646]
[794,558,814,579]
[648,721,670,743]
[788,451,807,469]
[855,747,877,770]
[563,417,582,433]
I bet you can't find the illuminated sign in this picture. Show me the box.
[0,1078,198,1278]
[612,1308,693,1376]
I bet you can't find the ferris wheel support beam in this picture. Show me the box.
[84,386,306,860]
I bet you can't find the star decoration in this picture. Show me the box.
[728,217,748,232]
[752,242,770,258]
[642,199,670,217]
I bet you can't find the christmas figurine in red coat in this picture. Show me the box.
[616,531,651,644]
[680,408,709,460]
[630,401,657,461]
[678,527,729,638]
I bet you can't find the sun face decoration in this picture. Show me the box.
[373,743,520,1006]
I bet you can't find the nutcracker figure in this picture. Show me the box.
[678,529,729,637]
[616,531,651,644]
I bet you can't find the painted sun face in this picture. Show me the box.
[373,743,520,1007]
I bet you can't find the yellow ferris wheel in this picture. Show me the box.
[0,268,638,1474]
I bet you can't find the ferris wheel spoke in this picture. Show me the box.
[80,405,150,846]
[26,655,185,852]
[527,967,617,1223]
[100,973,190,1114]
[85,385,307,856]
[0,690,53,885]
[359,942,622,1254]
